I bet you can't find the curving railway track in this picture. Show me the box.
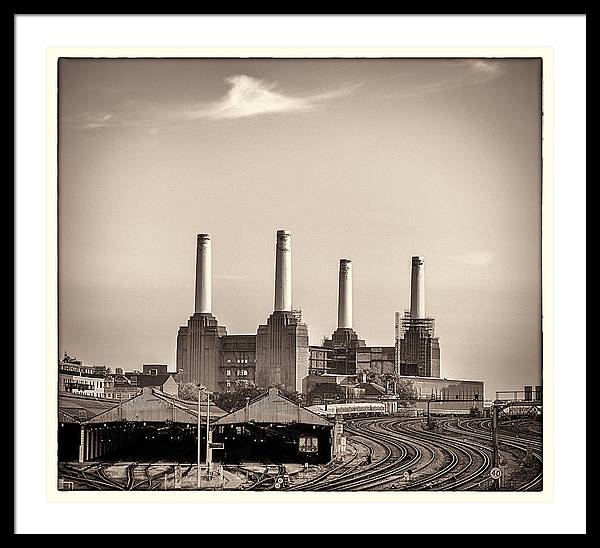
[450,418,543,491]
[288,415,542,492]
[58,417,542,492]
[290,423,412,491]
[58,462,175,491]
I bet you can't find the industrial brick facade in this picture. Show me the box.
[176,312,309,393]
[305,256,447,399]
[256,311,310,391]
[397,325,441,378]
[176,232,309,393]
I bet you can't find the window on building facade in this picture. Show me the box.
[226,370,231,377]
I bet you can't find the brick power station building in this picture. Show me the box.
[303,254,479,407]
[176,231,309,393]
[176,230,480,402]
[307,255,440,380]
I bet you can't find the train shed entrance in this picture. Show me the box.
[58,393,121,462]
[58,388,225,463]
[213,388,335,464]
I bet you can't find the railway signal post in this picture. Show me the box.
[491,404,500,491]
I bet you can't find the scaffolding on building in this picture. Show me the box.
[396,309,436,338]
[394,310,438,378]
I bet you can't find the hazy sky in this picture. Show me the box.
[58,58,542,398]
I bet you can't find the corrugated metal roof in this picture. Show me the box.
[85,388,226,424]
[216,388,332,426]
[58,393,121,423]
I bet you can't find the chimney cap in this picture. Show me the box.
[276,229,291,237]
[340,258,352,264]
[412,255,424,262]
[197,233,211,241]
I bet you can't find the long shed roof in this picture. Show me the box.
[85,388,226,424]
[59,392,121,423]
[216,388,332,427]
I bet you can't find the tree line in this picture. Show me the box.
[178,380,303,413]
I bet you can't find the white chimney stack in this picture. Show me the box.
[274,230,292,312]
[194,234,211,314]
[410,256,425,319]
[337,259,352,329]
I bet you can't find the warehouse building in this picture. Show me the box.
[214,388,335,464]
[58,387,225,463]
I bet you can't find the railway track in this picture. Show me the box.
[289,416,541,492]
[59,463,125,491]
[452,419,543,491]
[58,462,176,491]
[291,418,430,491]
[390,420,493,491]
[287,442,373,491]
[57,417,542,492]
[296,421,410,491]
[129,463,152,490]
[320,418,492,491]
[331,420,421,491]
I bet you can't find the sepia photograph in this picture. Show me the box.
[55,56,545,494]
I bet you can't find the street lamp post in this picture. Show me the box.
[206,390,212,480]
[197,384,203,489]
[197,385,214,486]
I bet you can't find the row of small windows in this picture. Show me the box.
[225,358,251,364]
[420,388,480,400]
[225,369,249,377]
[63,378,103,390]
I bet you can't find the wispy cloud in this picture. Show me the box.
[452,252,497,266]
[63,111,115,129]
[391,60,505,100]
[63,74,362,130]
[181,74,362,120]
[62,109,158,131]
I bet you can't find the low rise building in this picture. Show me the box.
[302,374,366,405]
[103,373,138,401]
[59,354,106,398]
[399,376,484,414]
[142,364,168,376]
[125,372,178,396]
